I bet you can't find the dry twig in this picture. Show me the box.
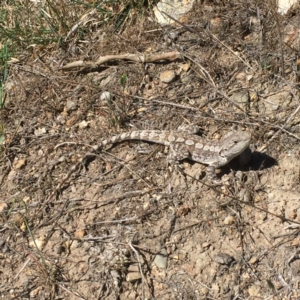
[61,51,181,70]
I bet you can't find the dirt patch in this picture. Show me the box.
[1,0,300,299]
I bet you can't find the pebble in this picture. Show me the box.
[160,70,176,83]
[178,63,190,72]
[29,236,45,250]
[34,127,46,136]
[214,253,234,265]
[100,91,112,101]
[153,248,168,269]
[154,0,195,25]
[128,264,140,272]
[78,120,89,129]
[249,256,259,264]
[22,196,31,203]
[56,114,65,124]
[0,202,8,212]
[224,215,235,225]
[210,17,223,32]
[126,272,142,282]
[248,285,261,297]
[111,270,120,278]
[202,242,210,249]
[292,237,300,246]
[65,100,77,112]
[230,91,249,104]
[74,229,86,238]
[14,158,27,169]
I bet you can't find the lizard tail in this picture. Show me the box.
[92,130,171,151]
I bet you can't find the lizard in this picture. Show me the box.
[90,128,251,180]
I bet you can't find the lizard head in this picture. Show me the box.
[219,131,251,160]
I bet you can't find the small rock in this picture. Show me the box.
[122,290,137,300]
[224,215,235,225]
[70,240,81,250]
[58,156,66,163]
[128,264,140,272]
[211,283,220,293]
[143,200,150,210]
[34,127,47,136]
[0,202,8,212]
[254,194,262,203]
[265,91,291,112]
[13,213,23,227]
[181,74,193,84]
[248,285,261,297]
[278,0,298,14]
[78,120,89,129]
[65,100,77,112]
[22,196,31,204]
[202,242,210,249]
[14,158,26,169]
[249,256,259,264]
[209,17,223,33]
[30,287,42,298]
[160,70,176,83]
[29,236,46,250]
[100,91,112,101]
[126,272,142,282]
[111,269,120,287]
[200,287,209,296]
[243,272,251,280]
[111,270,120,278]
[230,91,249,105]
[247,74,254,81]
[214,253,234,265]
[153,248,168,269]
[236,72,246,80]
[66,116,77,127]
[292,237,300,246]
[20,222,26,232]
[289,209,297,220]
[153,0,195,25]
[56,114,66,124]
[74,229,86,239]
[178,63,190,72]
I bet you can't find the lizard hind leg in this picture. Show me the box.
[167,143,191,164]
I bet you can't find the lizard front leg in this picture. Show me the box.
[206,164,218,181]
[169,142,221,183]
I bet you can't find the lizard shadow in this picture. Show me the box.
[249,151,277,171]
[220,150,277,176]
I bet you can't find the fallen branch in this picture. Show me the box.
[61,51,181,70]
